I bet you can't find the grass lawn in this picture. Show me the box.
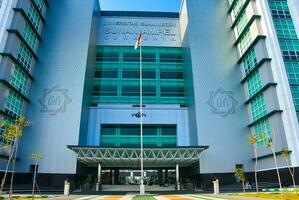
[232,192,299,200]
[132,195,156,200]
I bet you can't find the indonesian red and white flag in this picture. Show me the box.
[134,32,142,49]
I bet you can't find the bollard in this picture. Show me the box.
[64,180,70,196]
[213,179,219,195]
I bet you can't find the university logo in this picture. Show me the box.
[206,87,238,117]
[38,85,72,115]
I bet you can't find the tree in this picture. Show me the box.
[259,130,284,199]
[247,134,259,194]
[30,152,44,200]
[0,116,29,197]
[281,148,297,195]
[235,165,246,193]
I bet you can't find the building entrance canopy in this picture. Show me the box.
[67,146,208,168]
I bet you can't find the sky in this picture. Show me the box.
[99,0,182,12]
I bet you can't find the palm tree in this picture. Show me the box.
[235,165,246,193]
[281,148,297,195]
[0,116,29,197]
[247,134,259,194]
[30,152,44,200]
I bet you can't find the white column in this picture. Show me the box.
[176,163,180,191]
[96,163,101,191]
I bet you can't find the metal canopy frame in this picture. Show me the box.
[68,146,208,168]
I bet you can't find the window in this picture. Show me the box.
[122,69,156,79]
[143,126,157,135]
[94,69,118,78]
[23,23,37,50]
[247,70,262,97]
[143,86,156,96]
[161,126,176,135]
[11,65,28,95]
[96,52,119,62]
[34,0,46,14]
[142,53,156,62]
[160,87,184,97]
[93,85,117,96]
[243,49,257,75]
[5,91,24,117]
[122,86,140,96]
[123,53,139,62]
[160,70,184,79]
[239,29,252,54]
[254,119,271,146]
[251,93,267,121]
[160,53,182,63]
[120,126,140,135]
[27,4,41,31]
[282,51,299,61]
[101,126,116,135]
[236,11,248,35]
[17,43,33,72]
[232,0,246,18]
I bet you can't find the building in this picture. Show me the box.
[0,0,299,190]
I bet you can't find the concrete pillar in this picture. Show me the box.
[112,170,115,185]
[176,164,180,191]
[114,168,120,184]
[158,168,163,186]
[96,163,101,191]
[165,169,168,184]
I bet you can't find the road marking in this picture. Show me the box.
[75,196,101,200]
[188,195,230,200]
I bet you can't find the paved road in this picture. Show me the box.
[66,194,238,200]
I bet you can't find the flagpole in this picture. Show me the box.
[139,37,145,195]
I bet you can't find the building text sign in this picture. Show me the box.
[98,17,181,47]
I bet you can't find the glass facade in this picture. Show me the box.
[251,93,267,121]
[247,70,262,97]
[101,125,176,147]
[11,65,28,95]
[229,0,272,138]
[17,43,33,72]
[268,0,299,121]
[255,119,271,146]
[27,3,41,31]
[34,0,46,14]
[93,46,186,105]
[4,91,23,117]
[231,0,247,18]
[23,23,37,50]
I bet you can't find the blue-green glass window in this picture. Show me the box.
[100,125,176,148]
[0,0,2,8]
[5,91,24,116]
[34,0,46,14]
[286,62,299,84]
[239,29,252,54]
[17,43,33,71]
[23,23,37,50]
[232,0,247,18]
[11,65,28,95]
[254,119,271,146]
[243,49,257,75]
[247,70,262,97]
[27,4,41,31]
[290,86,299,111]
[236,11,248,35]
[93,46,186,105]
[251,93,267,121]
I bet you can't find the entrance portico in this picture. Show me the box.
[68,146,208,191]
